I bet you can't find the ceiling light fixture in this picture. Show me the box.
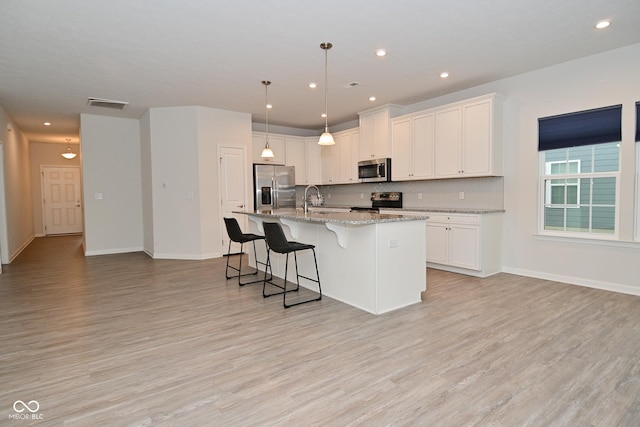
[43,122,51,126]
[376,49,387,57]
[440,72,449,78]
[318,42,335,146]
[61,139,77,159]
[309,82,317,89]
[260,80,275,159]
[595,20,610,29]
[369,96,377,101]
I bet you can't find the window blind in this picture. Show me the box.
[538,104,622,151]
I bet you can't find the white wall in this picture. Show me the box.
[139,110,154,254]
[195,107,252,258]
[0,106,34,263]
[147,106,251,259]
[80,114,143,255]
[147,107,201,258]
[409,43,640,294]
[29,142,81,236]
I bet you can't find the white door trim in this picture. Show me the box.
[40,165,83,236]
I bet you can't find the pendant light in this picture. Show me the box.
[260,80,275,159]
[318,42,335,145]
[61,138,77,159]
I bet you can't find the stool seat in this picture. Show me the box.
[224,217,270,286]
[262,222,322,308]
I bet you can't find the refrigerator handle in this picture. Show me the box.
[272,178,277,209]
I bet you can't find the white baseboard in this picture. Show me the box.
[84,246,144,256]
[501,266,640,297]
[9,235,36,262]
[151,251,222,260]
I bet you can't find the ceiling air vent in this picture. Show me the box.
[341,82,360,88]
[87,97,129,110]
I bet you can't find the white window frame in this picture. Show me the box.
[539,151,619,240]
[636,142,640,241]
[544,160,581,207]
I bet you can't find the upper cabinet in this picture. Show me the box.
[359,105,403,160]
[320,128,359,184]
[391,112,435,181]
[434,94,503,178]
[391,93,503,181]
[252,132,286,165]
[304,137,322,185]
[336,129,360,184]
[284,135,323,185]
[284,136,306,185]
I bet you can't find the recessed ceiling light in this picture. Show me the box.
[440,72,449,79]
[595,20,610,29]
[369,96,376,102]
[43,122,51,126]
[309,82,317,88]
[266,104,272,109]
[375,49,387,57]
[321,113,327,118]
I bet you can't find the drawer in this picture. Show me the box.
[425,213,480,225]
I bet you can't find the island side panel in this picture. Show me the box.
[374,221,427,314]
[317,223,378,314]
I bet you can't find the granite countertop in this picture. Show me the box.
[314,205,505,214]
[238,209,431,225]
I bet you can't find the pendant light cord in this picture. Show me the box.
[324,46,329,132]
[262,80,271,147]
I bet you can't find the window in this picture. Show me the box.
[538,105,621,237]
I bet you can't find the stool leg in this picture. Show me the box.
[283,248,322,308]
[262,248,272,297]
[225,240,233,279]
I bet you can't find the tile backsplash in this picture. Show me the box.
[297,177,504,210]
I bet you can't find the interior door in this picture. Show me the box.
[42,166,83,235]
[219,146,247,255]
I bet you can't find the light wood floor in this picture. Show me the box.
[1,236,640,426]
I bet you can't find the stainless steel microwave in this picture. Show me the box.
[358,158,391,183]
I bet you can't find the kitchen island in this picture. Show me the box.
[237,209,429,315]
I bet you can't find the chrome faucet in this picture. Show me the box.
[303,185,321,213]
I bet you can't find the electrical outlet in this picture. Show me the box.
[459,191,465,200]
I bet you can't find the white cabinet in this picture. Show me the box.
[433,94,503,178]
[304,137,322,185]
[320,128,359,185]
[425,214,480,270]
[434,107,462,178]
[320,144,335,185]
[359,105,403,160]
[252,132,285,165]
[391,112,435,181]
[336,129,359,184]
[424,212,503,277]
[284,136,306,185]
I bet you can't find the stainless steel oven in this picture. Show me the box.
[358,158,391,183]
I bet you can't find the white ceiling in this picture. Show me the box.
[2,0,640,144]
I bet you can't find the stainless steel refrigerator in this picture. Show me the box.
[253,164,296,210]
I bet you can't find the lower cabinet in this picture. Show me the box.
[425,216,480,270]
[424,212,502,277]
[385,211,503,278]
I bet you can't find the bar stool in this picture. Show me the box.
[262,222,322,308]
[224,217,269,286]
